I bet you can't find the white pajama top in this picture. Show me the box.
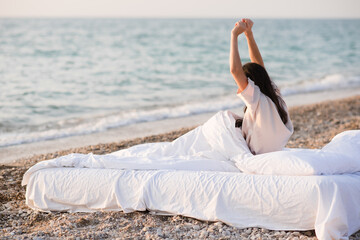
[237,78,294,155]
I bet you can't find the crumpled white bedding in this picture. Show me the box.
[22,111,360,240]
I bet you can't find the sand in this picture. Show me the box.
[1,95,360,239]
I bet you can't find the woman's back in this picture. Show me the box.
[237,78,293,154]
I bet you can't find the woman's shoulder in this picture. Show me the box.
[237,78,261,110]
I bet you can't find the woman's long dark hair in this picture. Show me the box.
[242,62,288,125]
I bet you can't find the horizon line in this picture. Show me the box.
[1,16,359,20]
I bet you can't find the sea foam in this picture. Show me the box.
[280,74,360,96]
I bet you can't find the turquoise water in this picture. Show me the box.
[0,18,359,147]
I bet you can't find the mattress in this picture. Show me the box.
[22,111,360,240]
[25,167,360,240]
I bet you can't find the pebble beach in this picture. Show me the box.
[1,95,360,239]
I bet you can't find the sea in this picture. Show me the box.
[0,18,359,148]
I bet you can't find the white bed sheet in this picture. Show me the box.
[25,168,360,240]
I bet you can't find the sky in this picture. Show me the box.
[0,0,359,19]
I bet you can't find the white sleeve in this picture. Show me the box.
[236,78,261,114]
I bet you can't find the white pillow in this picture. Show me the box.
[322,130,360,158]
[233,149,360,176]
[232,130,360,176]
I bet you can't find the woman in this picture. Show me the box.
[230,19,293,154]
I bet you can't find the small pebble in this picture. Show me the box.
[214,222,223,227]
[200,229,208,238]
[245,228,252,234]
[156,228,163,237]
[145,232,151,240]
[241,233,249,238]
[209,234,216,239]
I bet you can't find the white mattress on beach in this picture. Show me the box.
[22,111,360,240]
[25,168,360,240]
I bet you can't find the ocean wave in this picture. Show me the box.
[0,95,243,148]
[280,73,360,96]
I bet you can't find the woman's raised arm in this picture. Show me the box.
[230,21,248,92]
[243,19,265,68]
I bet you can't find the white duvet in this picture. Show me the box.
[22,111,360,240]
